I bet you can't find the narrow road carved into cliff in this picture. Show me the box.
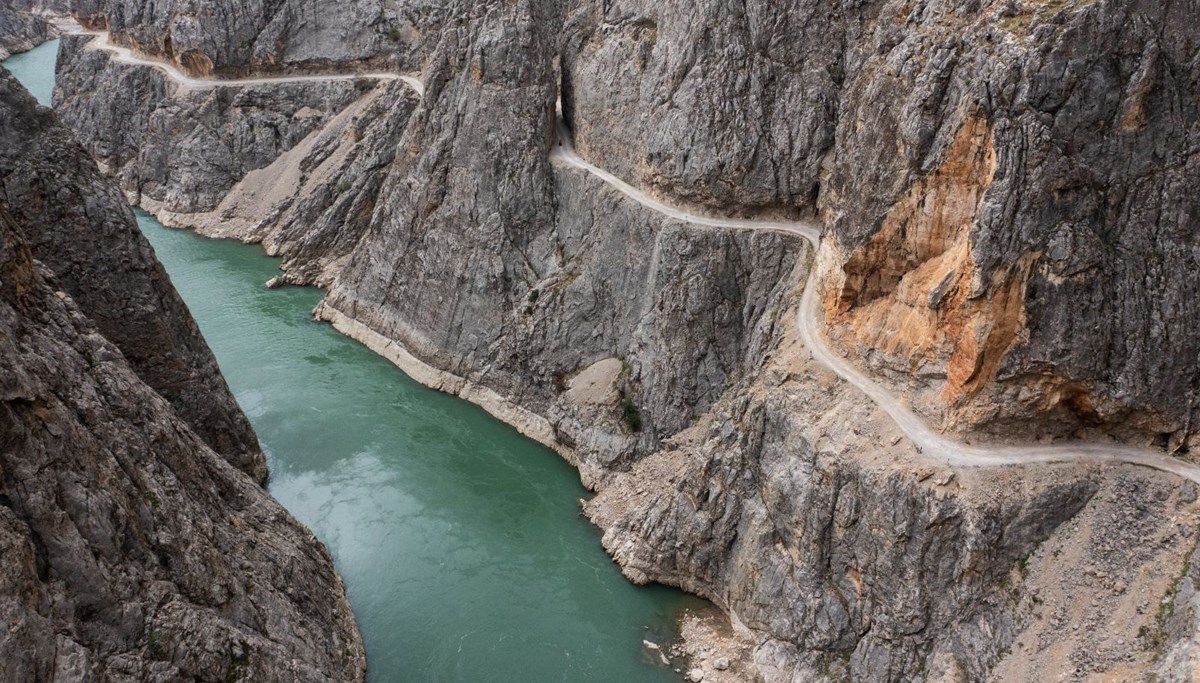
[76,30,425,94]
[78,27,1200,485]
[550,117,1200,484]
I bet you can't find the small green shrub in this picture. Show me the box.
[621,397,642,433]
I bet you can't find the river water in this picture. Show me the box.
[6,39,700,682]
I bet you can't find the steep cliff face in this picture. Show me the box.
[317,0,801,481]
[560,0,874,216]
[0,71,364,683]
[0,68,266,482]
[55,35,421,287]
[72,0,452,75]
[56,35,371,214]
[817,0,1200,446]
[0,0,57,60]
[561,0,1200,448]
[587,284,1200,680]
[46,0,1200,681]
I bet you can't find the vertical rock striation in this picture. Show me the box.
[0,71,365,683]
[0,68,266,482]
[71,0,454,76]
[43,0,1200,680]
[560,0,1200,447]
[0,0,65,60]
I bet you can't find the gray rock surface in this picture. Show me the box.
[0,67,267,482]
[814,0,1200,446]
[72,0,454,75]
[0,0,56,60]
[55,34,376,215]
[321,0,801,482]
[0,73,364,683]
[54,34,423,288]
[560,0,1200,446]
[560,0,860,216]
[46,0,1200,680]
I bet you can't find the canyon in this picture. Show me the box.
[3,0,1199,680]
[0,63,365,681]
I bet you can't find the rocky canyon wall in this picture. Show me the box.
[71,0,453,76]
[0,68,365,682]
[1,64,266,481]
[560,0,1200,447]
[0,0,62,59]
[43,0,1200,680]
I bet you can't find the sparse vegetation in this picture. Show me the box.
[621,396,643,433]
[146,630,166,660]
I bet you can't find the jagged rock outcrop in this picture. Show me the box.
[561,0,1200,448]
[0,0,57,60]
[559,0,863,216]
[55,35,421,286]
[816,0,1200,447]
[0,72,365,683]
[56,35,373,214]
[315,0,801,482]
[587,290,1200,680]
[0,68,266,481]
[46,0,1200,680]
[72,0,454,76]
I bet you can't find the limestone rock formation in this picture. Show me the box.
[0,67,266,482]
[317,0,801,484]
[55,34,421,287]
[0,0,56,60]
[72,0,453,76]
[561,0,1200,447]
[0,70,365,682]
[44,0,1200,680]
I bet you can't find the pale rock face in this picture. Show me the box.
[0,70,365,683]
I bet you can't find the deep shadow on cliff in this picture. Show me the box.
[0,68,366,682]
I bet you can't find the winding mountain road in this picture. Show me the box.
[78,28,1200,485]
[77,29,424,94]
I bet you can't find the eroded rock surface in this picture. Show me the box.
[0,68,266,481]
[560,0,1200,446]
[0,0,62,60]
[0,71,364,683]
[72,0,453,75]
[44,0,1200,680]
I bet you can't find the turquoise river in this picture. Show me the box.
[6,39,702,682]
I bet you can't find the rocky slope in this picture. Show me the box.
[46,0,1200,680]
[0,0,58,60]
[55,33,421,287]
[72,0,452,76]
[561,0,1200,447]
[0,68,365,682]
[1,65,266,482]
